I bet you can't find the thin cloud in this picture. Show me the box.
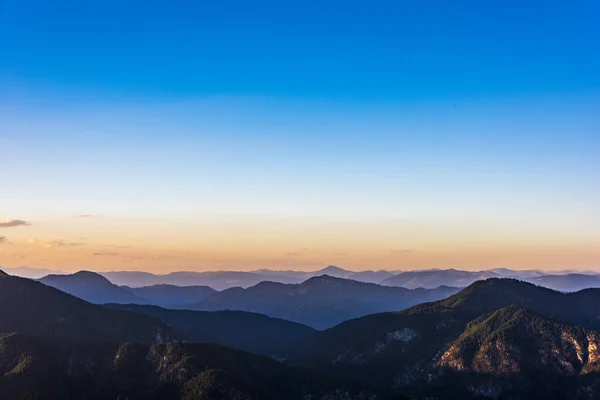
[47,240,84,248]
[284,252,300,257]
[30,239,85,248]
[93,252,119,256]
[104,244,132,249]
[0,236,6,244]
[390,249,414,254]
[72,214,94,218]
[0,219,29,228]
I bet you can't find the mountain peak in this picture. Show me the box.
[319,265,347,272]
[303,274,350,284]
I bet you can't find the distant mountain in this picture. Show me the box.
[523,273,600,292]
[488,267,546,279]
[296,279,600,394]
[102,270,302,290]
[2,266,67,279]
[0,333,394,400]
[381,268,501,289]
[188,275,460,329]
[39,271,151,304]
[97,267,600,290]
[253,265,396,284]
[123,284,217,307]
[107,304,316,358]
[0,270,174,343]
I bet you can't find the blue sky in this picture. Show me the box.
[0,1,599,271]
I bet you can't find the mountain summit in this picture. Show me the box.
[40,271,150,304]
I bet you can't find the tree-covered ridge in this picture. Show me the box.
[0,333,398,400]
[0,272,175,343]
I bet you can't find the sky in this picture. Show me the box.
[1,0,599,273]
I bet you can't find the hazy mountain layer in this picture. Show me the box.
[189,275,460,329]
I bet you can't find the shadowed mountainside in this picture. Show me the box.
[187,275,461,329]
[0,333,396,400]
[295,278,600,398]
[122,284,218,307]
[106,303,317,358]
[39,271,151,304]
[0,270,174,343]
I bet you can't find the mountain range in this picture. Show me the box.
[294,278,600,398]
[10,264,600,291]
[0,333,392,400]
[106,304,316,358]
[0,270,174,343]
[6,267,600,399]
[188,275,460,329]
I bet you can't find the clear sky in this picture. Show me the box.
[1,0,599,272]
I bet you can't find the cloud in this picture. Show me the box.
[47,240,84,248]
[0,219,29,228]
[390,249,414,254]
[29,239,84,248]
[284,248,312,257]
[93,252,119,256]
[72,214,94,218]
[104,244,132,249]
[0,236,6,244]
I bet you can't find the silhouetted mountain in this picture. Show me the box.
[0,333,396,400]
[188,275,460,329]
[97,267,600,290]
[102,270,302,290]
[488,267,546,279]
[253,265,396,284]
[1,266,67,279]
[39,271,151,304]
[0,271,174,343]
[122,284,217,307]
[523,273,600,292]
[381,268,500,289]
[297,279,600,393]
[107,304,316,358]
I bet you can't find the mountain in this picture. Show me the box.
[296,279,600,391]
[0,333,395,400]
[39,271,151,304]
[59,267,600,291]
[187,275,460,329]
[439,305,600,375]
[488,267,546,279]
[432,305,600,399]
[1,266,67,279]
[122,284,218,307]
[253,266,397,284]
[102,270,303,290]
[523,273,600,292]
[381,268,500,289]
[0,270,174,343]
[106,304,316,358]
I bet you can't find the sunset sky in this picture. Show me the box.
[1,1,599,273]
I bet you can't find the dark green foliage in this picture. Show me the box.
[0,333,399,400]
[296,279,600,398]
